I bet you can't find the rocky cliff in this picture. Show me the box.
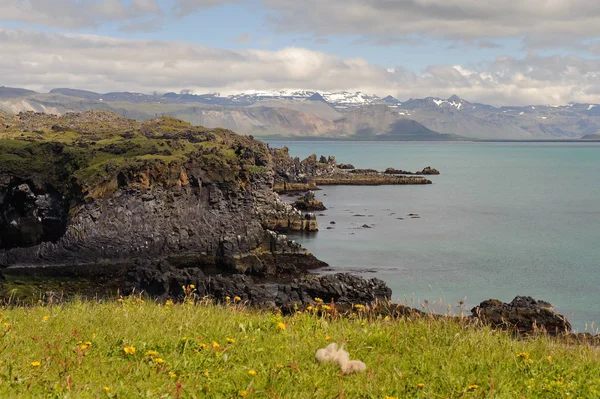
[0,111,321,280]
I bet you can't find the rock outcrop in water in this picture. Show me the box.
[293,191,326,211]
[270,147,433,192]
[384,166,440,175]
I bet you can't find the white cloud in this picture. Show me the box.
[1,28,600,106]
[261,0,600,48]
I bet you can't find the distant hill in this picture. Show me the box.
[1,86,600,140]
[581,133,600,140]
[0,86,38,99]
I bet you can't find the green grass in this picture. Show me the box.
[0,294,598,398]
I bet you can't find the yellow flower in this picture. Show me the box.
[322,305,332,311]
[31,361,41,367]
[103,387,111,392]
[211,341,220,349]
[169,371,177,379]
[85,341,92,346]
[277,322,286,331]
[42,315,50,321]
[226,338,236,344]
[181,336,187,341]
[384,396,399,399]
[315,298,323,303]
[199,343,207,350]
[306,305,314,311]
[234,296,242,302]
[117,298,124,303]
[276,364,284,369]
[152,357,165,365]
[354,304,365,310]
[517,352,529,359]
[79,344,89,350]
[146,350,159,357]
[189,284,196,289]
[136,298,144,304]
[248,369,257,376]
[325,336,331,341]
[546,355,552,362]
[417,383,424,389]
[467,384,479,390]
[225,296,231,301]
[239,390,248,397]
[165,299,173,306]
[123,346,136,355]
[203,371,209,377]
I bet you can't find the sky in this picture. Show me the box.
[1,0,600,105]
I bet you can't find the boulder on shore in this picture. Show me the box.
[471,296,571,335]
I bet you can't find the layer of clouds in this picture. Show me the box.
[1,28,599,106]
[0,0,162,29]
[261,0,600,46]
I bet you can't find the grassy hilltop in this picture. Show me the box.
[0,111,269,199]
[0,294,598,398]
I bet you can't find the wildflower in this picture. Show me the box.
[234,296,242,302]
[189,284,196,289]
[31,361,41,367]
[123,346,136,355]
[136,298,144,304]
[199,343,207,350]
[546,355,552,362]
[146,350,159,357]
[165,300,173,306]
[417,383,424,389]
[322,305,332,311]
[225,296,231,301]
[203,371,209,377]
[276,364,284,369]
[277,322,286,331]
[306,305,314,311]
[517,352,529,359]
[315,298,323,303]
[103,387,111,392]
[239,390,248,397]
[152,357,165,365]
[251,338,256,343]
[467,384,479,391]
[169,371,177,379]
[42,315,50,321]
[248,369,257,376]
[226,338,236,344]
[79,344,89,350]
[117,298,124,303]
[211,341,220,349]
[181,336,187,341]
[354,304,365,310]
[85,341,92,346]
[384,396,399,399]
[325,336,331,341]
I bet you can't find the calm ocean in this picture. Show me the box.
[267,141,600,331]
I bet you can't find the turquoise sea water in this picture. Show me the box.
[267,141,600,331]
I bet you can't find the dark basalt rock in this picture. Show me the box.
[276,273,392,311]
[338,163,355,170]
[293,191,326,211]
[471,296,571,335]
[385,166,440,175]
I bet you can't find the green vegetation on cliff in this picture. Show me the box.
[0,111,269,198]
[0,295,598,398]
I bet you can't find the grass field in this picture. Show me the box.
[0,289,598,398]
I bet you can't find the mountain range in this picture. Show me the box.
[1,86,600,140]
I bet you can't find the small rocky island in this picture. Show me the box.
[0,111,577,337]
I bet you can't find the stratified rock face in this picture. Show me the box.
[0,112,323,273]
[471,296,571,335]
